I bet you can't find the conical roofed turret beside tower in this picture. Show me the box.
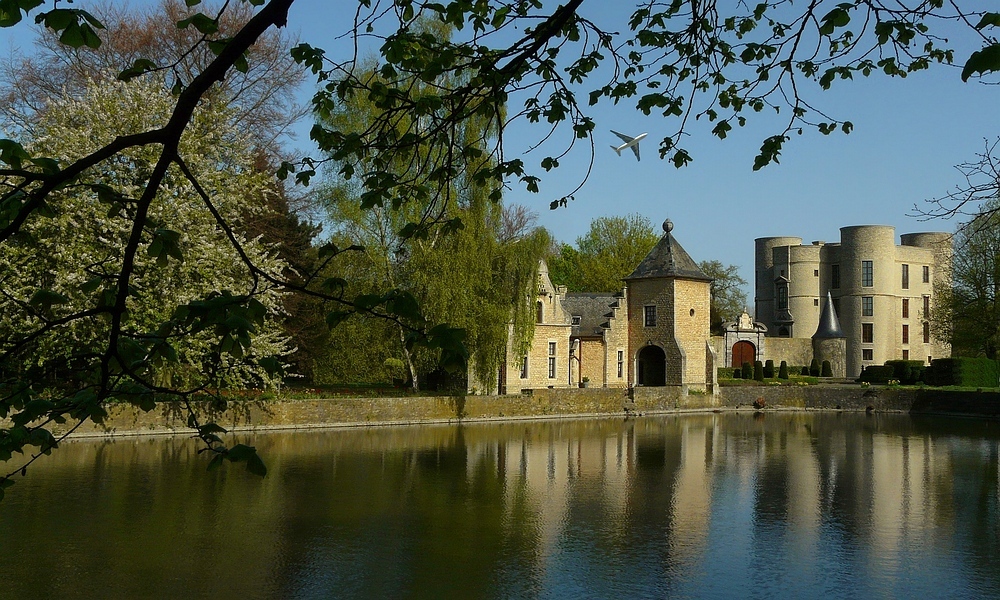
[812,292,847,377]
[624,219,714,391]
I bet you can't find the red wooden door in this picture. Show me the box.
[732,341,756,367]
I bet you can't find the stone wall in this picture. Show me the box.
[14,386,999,440]
[764,337,814,368]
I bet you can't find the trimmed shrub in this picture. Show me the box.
[821,360,832,377]
[732,366,741,379]
[809,358,820,377]
[858,365,894,384]
[801,366,810,376]
[742,362,753,379]
[763,359,775,378]
[778,361,789,379]
[885,360,926,385]
[754,360,764,382]
[926,357,1000,387]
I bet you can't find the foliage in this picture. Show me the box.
[548,214,658,292]
[763,359,774,379]
[858,365,895,384]
[821,360,833,378]
[809,358,821,377]
[699,260,748,335]
[317,52,550,391]
[0,0,305,150]
[778,361,788,379]
[753,360,764,382]
[884,360,926,385]
[741,362,753,380]
[926,357,1000,387]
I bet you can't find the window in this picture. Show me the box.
[777,285,788,310]
[547,344,556,379]
[923,321,930,344]
[902,324,909,344]
[862,323,873,343]
[814,269,819,277]
[617,350,624,378]
[831,265,841,289]
[903,350,909,360]
[863,349,873,361]
[902,264,909,289]
[923,295,930,316]
[571,315,581,326]
[814,298,819,306]
[862,260,873,287]
[520,357,528,379]
[644,305,656,327]
[923,265,930,283]
[862,296,873,317]
[780,269,785,277]
[536,301,544,324]
[902,298,909,318]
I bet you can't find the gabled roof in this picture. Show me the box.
[625,219,712,282]
[562,292,619,337]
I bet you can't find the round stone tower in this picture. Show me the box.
[754,236,802,330]
[839,225,896,377]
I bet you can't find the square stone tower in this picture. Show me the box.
[624,219,713,390]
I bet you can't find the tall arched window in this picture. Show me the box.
[536,301,544,324]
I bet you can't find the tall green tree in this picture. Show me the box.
[698,260,748,335]
[936,207,997,358]
[549,214,658,292]
[319,57,550,391]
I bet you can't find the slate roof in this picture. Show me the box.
[813,292,846,339]
[625,220,712,282]
[562,292,621,337]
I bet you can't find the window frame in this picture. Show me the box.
[902,324,909,344]
[861,260,873,287]
[902,298,909,319]
[902,263,909,290]
[776,285,788,310]
[862,323,874,344]
[923,265,930,284]
[863,348,873,361]
[617,350,624,378]
[644,305,657,327]
[862,296,873,317]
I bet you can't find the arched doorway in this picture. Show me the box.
[732,340,755,368]
[636,345,666,386]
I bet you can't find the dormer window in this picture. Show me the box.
[776,285,788,310]
[572,315,581,326]
[536,301,544,324]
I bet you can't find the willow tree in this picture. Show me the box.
[320,58,550,391]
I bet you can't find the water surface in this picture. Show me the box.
[1,412,998,599]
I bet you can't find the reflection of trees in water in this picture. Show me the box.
[3,414,1000,597]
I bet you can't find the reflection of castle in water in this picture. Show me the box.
[455,414,974,583]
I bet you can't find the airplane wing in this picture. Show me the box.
[610,130,634,144]
[631,144,640,161]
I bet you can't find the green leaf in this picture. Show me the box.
[962,43,1000,81]
[176,13,218,35]
[246,453,267,477]
[974,13,1000,30]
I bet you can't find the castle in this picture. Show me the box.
[497,219,716,394]
[489,221,952,394]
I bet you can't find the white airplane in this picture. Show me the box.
[610,130,647,161]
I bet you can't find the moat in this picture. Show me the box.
[2,412,998,599]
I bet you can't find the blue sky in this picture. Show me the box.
[5,1,999,303]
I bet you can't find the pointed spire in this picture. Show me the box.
[812,292,846,339]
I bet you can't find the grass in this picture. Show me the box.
[718,374,819,387]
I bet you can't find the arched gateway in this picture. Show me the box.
[636,345,666,386]
[731,340,756,368]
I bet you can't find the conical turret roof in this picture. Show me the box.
[625,219,711,282]
[813,292,846,339]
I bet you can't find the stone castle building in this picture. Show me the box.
[754,226,951,377]
[498,219,715,394]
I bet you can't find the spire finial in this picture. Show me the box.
[662,218,673,233]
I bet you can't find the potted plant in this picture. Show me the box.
[580,376,590,388]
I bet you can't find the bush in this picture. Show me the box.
[763,359,775,378]
[731,366,741,378]
[809,358,820,377]
[778,361,789,379]
[858,365,894,384]
[884,360,926,385]
[925,357,1000,387]
[821,360,832,377]
[754,360,764,382]
[801,366,810,376]
[742,362,753,379]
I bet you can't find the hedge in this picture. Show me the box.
[763,359,775,379]
[884,360,926,385]
[858,365,895,384]
[925,357,1000,387]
